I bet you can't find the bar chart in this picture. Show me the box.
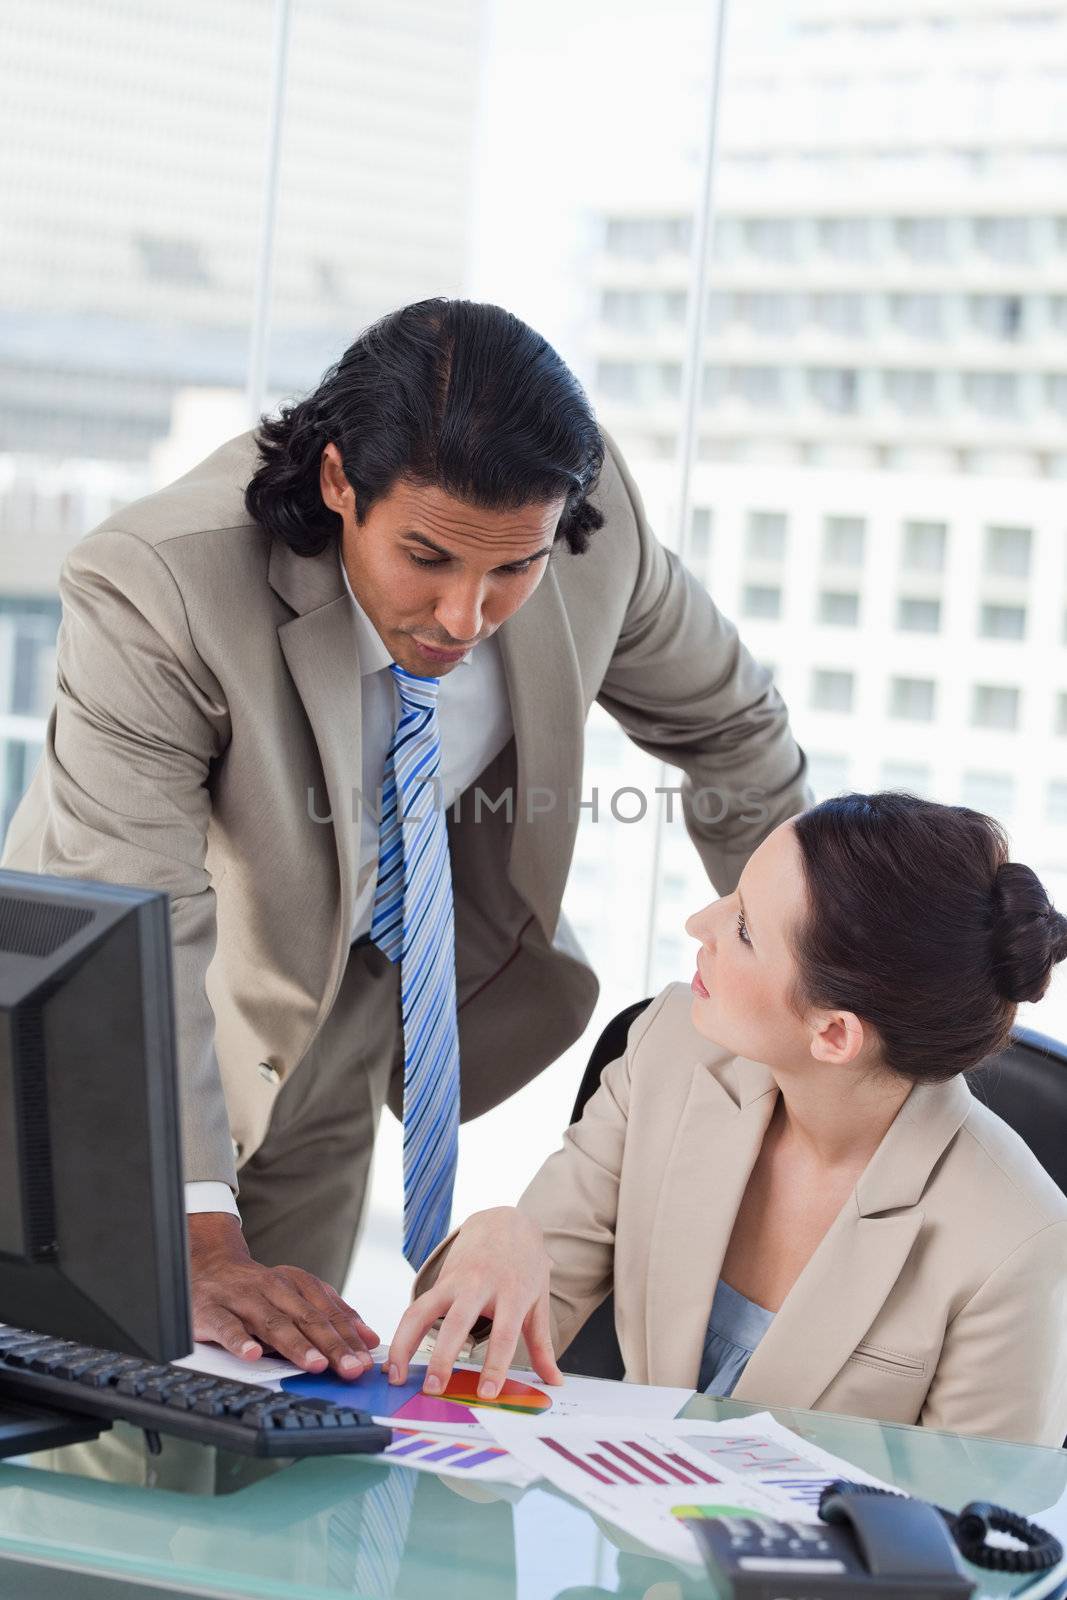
[543,1434,723,1489]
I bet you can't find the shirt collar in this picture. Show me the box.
[338,547,474,674]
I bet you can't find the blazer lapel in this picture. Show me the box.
[496,563,585,939]
[643,1056,778,1387]
[734,1074,973,1409]
[269,538,363,1001]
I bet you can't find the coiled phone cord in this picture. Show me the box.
[819,1479,1063,1575]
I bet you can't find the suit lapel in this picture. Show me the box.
[269,539,363,999]
[496,563,584,938]
[643,1057,778,1387]
[734,1074,973,1409]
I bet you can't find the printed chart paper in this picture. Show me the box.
[482,1410,896,1565]
[282,1362,692,1440]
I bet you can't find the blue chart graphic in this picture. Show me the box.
[281,1365,429,1417]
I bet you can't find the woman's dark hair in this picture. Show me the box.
[244,298,605,557]
[790,791,1067,1084]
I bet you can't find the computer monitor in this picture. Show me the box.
[0,869,192,1361]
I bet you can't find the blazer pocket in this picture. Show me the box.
[846,1341,927,1382]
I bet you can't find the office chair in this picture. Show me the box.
[559,1003,1067,1379]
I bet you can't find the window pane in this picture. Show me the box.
[897,597,941,633]
[984,525,1032,577]
[961,771,1016,818]
[972,684,1021,730]
[818,590,860,626]
[901,520,947,572]
[742,584,782,619]
[880,761,932,795]
[889,677,937,720]
[811,669,854,713]
[822,516,866,565]
[745,511,788,560]
[979,603,1026,640]
[807,752,851,796]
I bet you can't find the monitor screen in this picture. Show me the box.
[0,869,191,1361]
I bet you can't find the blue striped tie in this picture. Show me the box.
[371,663,460,1268]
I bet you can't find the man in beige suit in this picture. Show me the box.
[3,298,809,1377]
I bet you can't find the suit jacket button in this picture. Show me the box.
[258,1061,280,1085]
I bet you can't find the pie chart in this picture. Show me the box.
[281,1362,552,1426]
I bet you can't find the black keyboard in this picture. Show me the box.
[0,1327,393,1458]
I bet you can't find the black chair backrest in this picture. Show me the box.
[965,1025,1067,1198]
[560,1007,1067,1379]
[569,998,653,1127]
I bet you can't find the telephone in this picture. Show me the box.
[682,1479,1063,1600]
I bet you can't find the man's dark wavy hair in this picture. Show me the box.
[245,298,606,557]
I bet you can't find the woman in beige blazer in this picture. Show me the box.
[389,792,1067,1447]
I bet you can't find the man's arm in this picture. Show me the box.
[596,436,811,893]
[6,526,378,1376]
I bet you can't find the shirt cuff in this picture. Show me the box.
[184,1181,240,1218]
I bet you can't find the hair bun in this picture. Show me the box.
[990,862,1067,1004]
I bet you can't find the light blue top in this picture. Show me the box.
[697,1278,776,1397]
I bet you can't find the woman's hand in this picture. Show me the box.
[387,1206,563,1400]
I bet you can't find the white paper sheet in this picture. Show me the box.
[481,1409,897,1565]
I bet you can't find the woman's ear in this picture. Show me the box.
[809,1009,865,1067]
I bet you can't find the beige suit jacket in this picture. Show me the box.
[424,984,1067,1446]
[2,432,809,1192]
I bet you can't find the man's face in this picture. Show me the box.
[321,444,564,678]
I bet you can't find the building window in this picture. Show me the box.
[134,233,212,286]
[1056,691,1067,735]
[974,217,1031,263]
[889,677,937,721]
[730,367,783,408]
[811,670,854,714]
[703,365,727,405]
[738,293,800,335]
[744,219,798,261]
[604,216,692,259]
[972,684,1020,731]
[1047,376,1067,415]
[746,511,788,561]
[969,295,1024,340]
[979,603,1026,640]
[690,507,713,561]
[890,294,944,338]
[597,361,640,403]
[984,524,1032,578]
[742,584,782,619]
[961,771,1016,819]
[602,289,687,331]
[895,217,950,261]
[823,515,866,566]
[807,752,852,796]
[812,294,867,337]
[965,373,1020,417]
[1048,781,1067,825]
[884,370,938,414]
[817,218,872,260]
[897,597,941,633]
[809,368,859,413]
[901,520,947,572]
[819,590,860,626]
[880,761,931,795]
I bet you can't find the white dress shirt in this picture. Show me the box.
[186,553,512,1217]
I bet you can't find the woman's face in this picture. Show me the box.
[685,818,822,1070]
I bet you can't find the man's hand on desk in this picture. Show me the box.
[387,1206,564,1400]
[187,1213,379,1378]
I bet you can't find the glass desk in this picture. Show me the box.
[0,1391,1064,1599]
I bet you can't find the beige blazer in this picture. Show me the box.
[422,983,1067,1446]
[1,431,808,1191]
